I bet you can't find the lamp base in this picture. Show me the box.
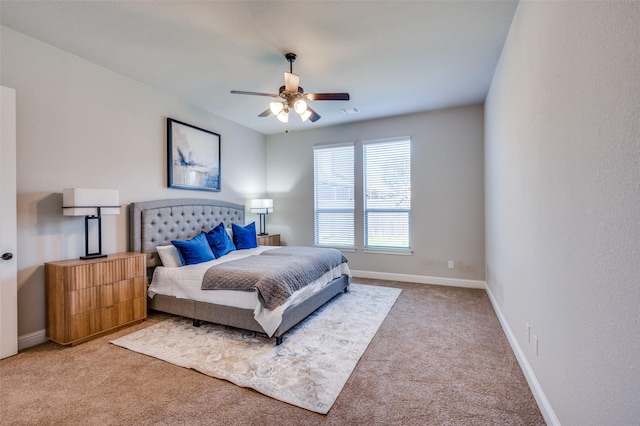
[80,253,107,260]
[81,213,107,261]
[258,233,269,236]
[257,212,269,236]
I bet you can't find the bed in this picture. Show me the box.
[128,198,351,344]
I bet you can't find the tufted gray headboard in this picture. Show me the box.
[128,198,245,269]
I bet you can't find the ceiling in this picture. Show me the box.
[0,1,519,135]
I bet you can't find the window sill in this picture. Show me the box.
[314,245,357,253]
[362,248,413,256]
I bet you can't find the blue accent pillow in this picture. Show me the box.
[171,232,215,265]
[206,222,236,258]
[232,222,258,249]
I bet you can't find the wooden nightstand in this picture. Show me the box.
[45,252,147,346]
[257,233,281,246]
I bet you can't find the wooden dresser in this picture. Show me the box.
[257,233,281,246]
[45,252,146,346]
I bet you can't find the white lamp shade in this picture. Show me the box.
[276,109,289,123]
[269,101,284,115]
[250,198,274,214]
[63,188,120,216]
[294,99,307,114]
[299,109,312,122]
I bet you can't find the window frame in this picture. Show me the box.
[313,142,355,249]
[362,137,412,252]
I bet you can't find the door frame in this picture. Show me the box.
[1,85,18,359]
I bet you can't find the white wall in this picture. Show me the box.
[266,106,485,284]
[485,2,640,424]
[0,27,267,342]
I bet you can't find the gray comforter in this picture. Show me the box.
[201,247,347,310]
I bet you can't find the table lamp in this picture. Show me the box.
[250,198,273,236]
[62,188,120,259]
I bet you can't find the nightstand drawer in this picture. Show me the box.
[67,256,145,290]
[257,234,281,246]
[96,297,146,333]
[69,277,146,315]
[97,277,146,308]
[69,297,146,341]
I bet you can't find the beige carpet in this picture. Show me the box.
[111,284,401,414]
[0,279,546,425]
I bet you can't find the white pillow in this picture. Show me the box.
[156,245,183,268]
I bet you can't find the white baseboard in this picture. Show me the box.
[350,270,485,289]
[18,328,48,351]
[484,284,560,426]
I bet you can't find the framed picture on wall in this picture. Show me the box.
[167,118,221,192]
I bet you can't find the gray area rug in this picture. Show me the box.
[111,283,401,414]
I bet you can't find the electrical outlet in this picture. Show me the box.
[448,261,454,269]
[534,335,539,355]
[526,323,530,343]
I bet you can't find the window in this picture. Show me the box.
[363,138,411,250]
[314,143,355,247]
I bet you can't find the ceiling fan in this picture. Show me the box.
[231,53,350,123]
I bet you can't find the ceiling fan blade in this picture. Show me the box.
[306,106,321,122]
[230,90,280,98]
[284,72,299,93]
[305,93,350,101]
[258,108,272,117]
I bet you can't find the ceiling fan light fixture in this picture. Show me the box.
[294,99,307,114]
[299,109,312,122]
[277,109,289,123]
[231,53,350,127]
[270,101,284,115]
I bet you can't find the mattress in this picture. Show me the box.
[148,246,351,336]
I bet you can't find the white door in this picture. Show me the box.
[0,86,18,359]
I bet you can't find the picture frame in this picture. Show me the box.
[167,118,221,192]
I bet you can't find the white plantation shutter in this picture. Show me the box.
[314,143,355,247]
[363,138,411,250]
